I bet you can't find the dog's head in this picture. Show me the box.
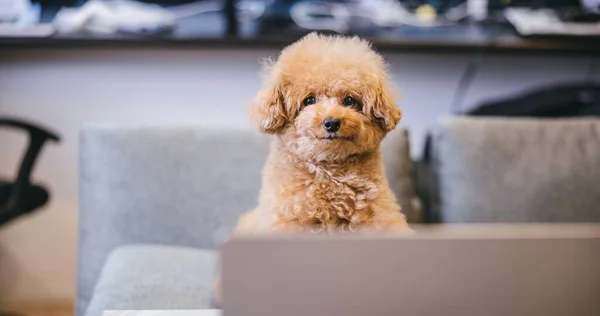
[250,33,402,162]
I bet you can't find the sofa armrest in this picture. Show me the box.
[77,126,270,316]
[84,245,216,316]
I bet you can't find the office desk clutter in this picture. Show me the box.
[0,0,55,37]
[0,0,38,25]
[0,0,598,53]
[287,0,470,33]
[53,0,177,35]
[506,8,600,37]
[50,0,261,35]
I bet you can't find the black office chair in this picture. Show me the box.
[0,118,60,227]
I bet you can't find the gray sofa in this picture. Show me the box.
[77,117,600,316]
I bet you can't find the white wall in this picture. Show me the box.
[0,47,595,303]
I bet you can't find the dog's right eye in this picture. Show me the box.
[303,96,316,106]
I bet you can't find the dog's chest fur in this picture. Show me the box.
[275,160,382,232]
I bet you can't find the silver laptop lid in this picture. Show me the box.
[222,224,600,316]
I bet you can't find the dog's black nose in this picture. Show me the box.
[322,118,341,133]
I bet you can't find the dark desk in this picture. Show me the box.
[1,8,599,55]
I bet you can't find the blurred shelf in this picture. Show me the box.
[1,6,599,55]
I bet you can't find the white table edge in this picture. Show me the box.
[103,310,221,316]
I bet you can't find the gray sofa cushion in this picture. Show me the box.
[78,126,416,316]
[78,127,270,316]
[431,117,600,223]
[85,245,216,316]
[382,128,421,223]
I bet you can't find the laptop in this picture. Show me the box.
[221,224,600,316]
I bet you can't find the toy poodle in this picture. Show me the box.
[214,33,410,306]
[236,32,409,235]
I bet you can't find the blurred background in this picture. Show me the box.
[1,0,599,315]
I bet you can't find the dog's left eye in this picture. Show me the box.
[343,96,357,107]
[303,96,317,106]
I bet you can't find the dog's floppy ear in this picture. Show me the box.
[370,81,402,132]
[249,61,288,134]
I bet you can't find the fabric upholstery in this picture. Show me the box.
[430,117,600,223]
[84,245,216,316]
[78,127,269,316]
[382,128,421,222]
[78,125,415,316]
